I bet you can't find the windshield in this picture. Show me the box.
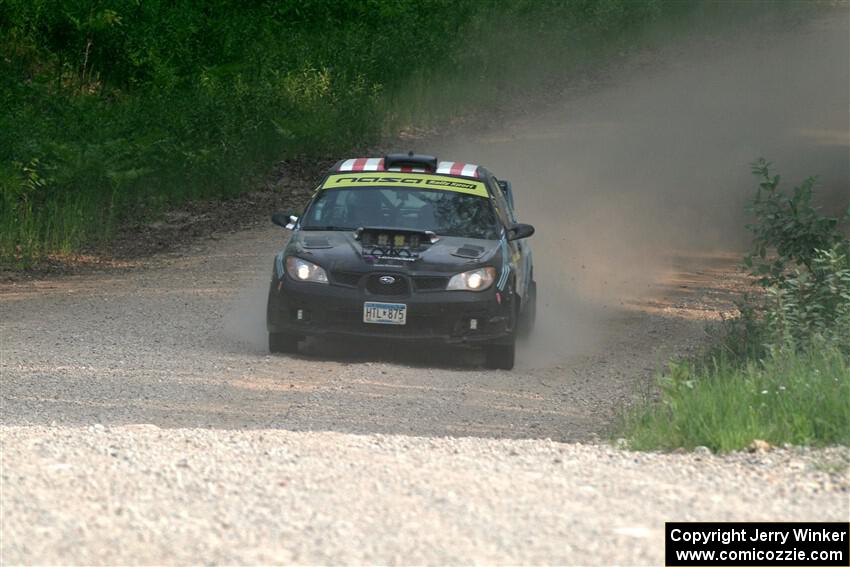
[301,187,501,239]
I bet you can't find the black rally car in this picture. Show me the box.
[266,153,535,369]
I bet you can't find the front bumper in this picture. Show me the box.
[266,274,514,344]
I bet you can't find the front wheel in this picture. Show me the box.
[484,339,515,370]
[269,332,299,354]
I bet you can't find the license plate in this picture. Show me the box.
[363,302,407,325]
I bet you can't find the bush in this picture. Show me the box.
[745,158,849,287]
[621,161,849,451]
[764,247,850,353]
[744,160,850,353]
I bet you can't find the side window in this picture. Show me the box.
[488,176,514,226]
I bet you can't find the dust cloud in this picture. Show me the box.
[432,8,849,366]
[224,274,274,353]
[225,8,848,368]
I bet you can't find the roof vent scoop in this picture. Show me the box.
[384,152,438,171]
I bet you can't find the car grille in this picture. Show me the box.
[332,271,362,287]
[331,272,445,294]
[413,276,448,291]
[365,274,409,296]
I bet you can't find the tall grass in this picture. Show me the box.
[624,347,849,452]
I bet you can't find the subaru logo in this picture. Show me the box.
[379,275,396,285]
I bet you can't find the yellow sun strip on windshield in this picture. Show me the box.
[321,172,489,198]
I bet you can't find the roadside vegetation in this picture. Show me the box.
[623,160,850,452]
[3,0,811,265]
[1,0,693,264]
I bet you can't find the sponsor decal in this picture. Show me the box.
[497,236,511,290]
[322,172,488,197]
[275,252,285,279]
[362,245,419,262]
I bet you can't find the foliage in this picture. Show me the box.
[744,158,849,287]
[1,0,689,263]
[764,247,850,353]
[743,160,850,353]
[621,162,850,451]
[623,347,849,452]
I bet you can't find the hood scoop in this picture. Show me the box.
[302,236,332,249]
[452,244,486,259]
[355,227,436,264]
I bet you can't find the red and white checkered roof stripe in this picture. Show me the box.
[435,161,479,178]
[335,158,480,178]
[337,157,385,172]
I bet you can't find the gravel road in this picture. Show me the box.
[2,425,847,566]
[2,11,849,566]
[2,222,847,566]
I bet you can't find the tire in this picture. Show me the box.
[518,279,537,339]
[484,339,515,370]
[269,332,299,354]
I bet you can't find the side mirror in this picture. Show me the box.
[507,223,535,241]
[272,211,298,230]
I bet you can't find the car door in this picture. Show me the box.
[489,175,531,301]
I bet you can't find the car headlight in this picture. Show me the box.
[447,267,497,291]
[285,256,328,284]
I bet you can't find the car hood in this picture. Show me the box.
[287,230,501,275]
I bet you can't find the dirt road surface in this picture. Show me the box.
[2,10,848,566]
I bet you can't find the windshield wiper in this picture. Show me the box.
[301,225,355,231]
